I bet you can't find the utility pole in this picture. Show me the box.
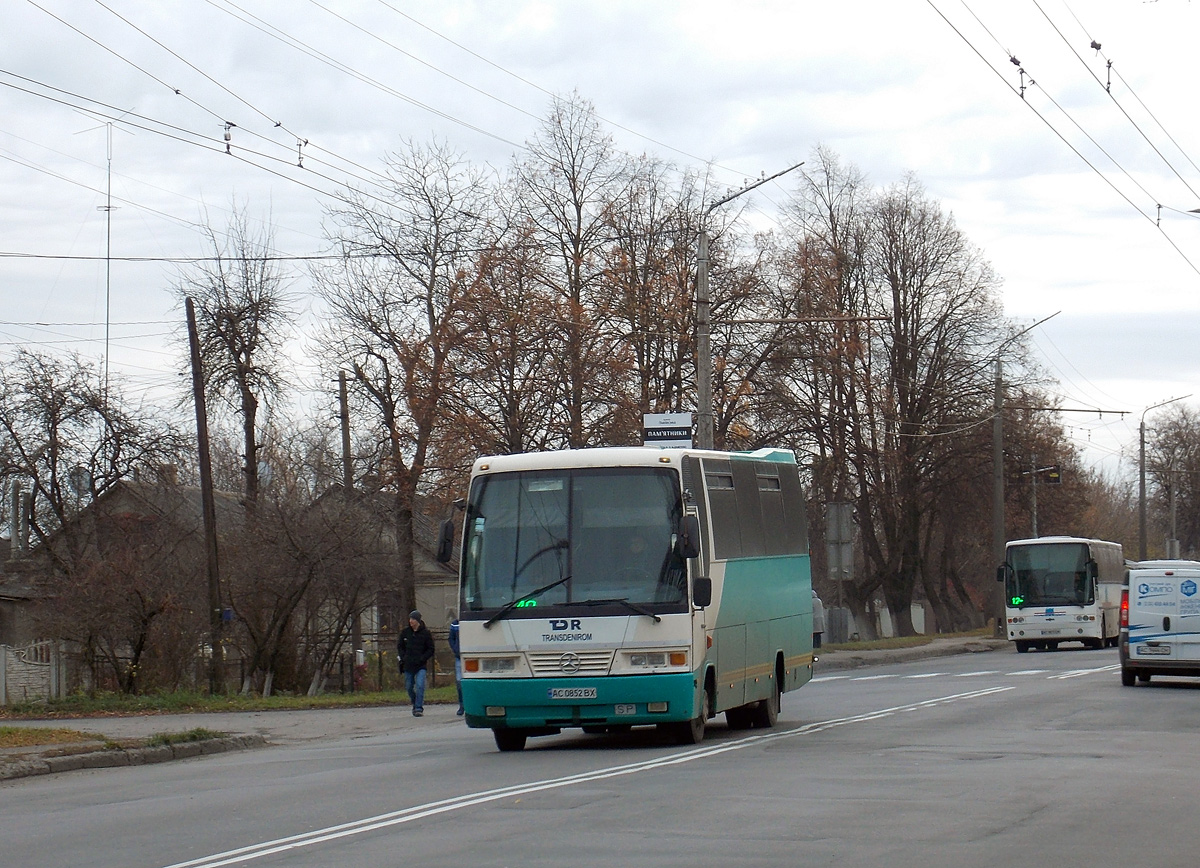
[989,312,1058,635]
[339,371,353,492]
[187,298,223,694]
[991,356,1005,569]
[338,370,363,661]
[1030,455,1039,538]
[695,162,804,450]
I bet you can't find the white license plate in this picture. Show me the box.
[614,704,636,715]
[1039,629,1061,636]
[549,687,597,700]
[1136,644,1172,656]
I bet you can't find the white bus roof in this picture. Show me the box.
[472,446,798,474]
[1006,536,1121,548]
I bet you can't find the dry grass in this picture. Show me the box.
[0,726,102,749]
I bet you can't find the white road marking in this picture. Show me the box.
[851,673,901,681]
[954,670,998,677]
[159,685,1014,868]
[904,672,945,678]
[1011,669,1049,675]
[1048,664,1120,680]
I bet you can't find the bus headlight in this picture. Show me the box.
[480,657,518,673]
[629,652,666,667]
[625,650,688,669]
[465,656,518,674]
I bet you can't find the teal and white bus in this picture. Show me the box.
[438,446,815,751]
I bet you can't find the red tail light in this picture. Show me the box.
[1120,589,1129,629]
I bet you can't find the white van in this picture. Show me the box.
[1120,560,1200,686]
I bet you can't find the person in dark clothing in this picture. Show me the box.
[447,610,463,716]
[398,610,435,716]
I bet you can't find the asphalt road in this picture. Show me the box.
[3,641,1197,868]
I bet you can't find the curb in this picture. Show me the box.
[815,638,1009,672]
[0,734,267,783]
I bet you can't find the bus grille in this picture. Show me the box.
[527,650,614,676]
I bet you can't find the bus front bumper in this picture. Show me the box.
[461,671,697,730]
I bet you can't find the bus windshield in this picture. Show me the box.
[460,466,688,615]
[1007,542,1094,608]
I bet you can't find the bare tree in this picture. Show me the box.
[174,203,294,515]
[850,175,1005,635]
[35,486,207,694]
[316,138,487,615]
[0,349,186,557]
[1144,404,1200,557]
[448,218,564,457]
[599,157,705,432]
[515,94,633,447]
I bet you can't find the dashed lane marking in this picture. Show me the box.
[158,686,1014,868]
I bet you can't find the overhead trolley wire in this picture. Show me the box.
[1029,0,1200,205]
[90,0,295,139]
[369,0,755,181]
[204,0,524,151]
[925,0,1200,279]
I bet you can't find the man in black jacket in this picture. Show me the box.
[398,610,435,717]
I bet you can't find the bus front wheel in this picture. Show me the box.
[666,688,710,746]
[493,729,528,752]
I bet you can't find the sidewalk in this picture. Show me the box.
[1,635,1009,782]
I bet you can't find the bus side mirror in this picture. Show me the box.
[436,519,455,564]
[996,564,1009,583]
[1086,561,1098,580]
[693,576,712,608]
[678,514,701,560]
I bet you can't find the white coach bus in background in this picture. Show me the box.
[997,536,1124,652]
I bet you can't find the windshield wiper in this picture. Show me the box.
[485,574,573,628]
[575,597,661,622]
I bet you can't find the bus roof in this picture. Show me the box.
[1005,536,1122,548]
[471,446,798,474]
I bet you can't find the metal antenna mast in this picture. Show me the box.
[100,122,113,399]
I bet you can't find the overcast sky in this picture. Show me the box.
[3,0,1199,480]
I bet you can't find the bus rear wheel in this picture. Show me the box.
[493,729,528,752]
[751,684,780,728]
[725,706,753,729]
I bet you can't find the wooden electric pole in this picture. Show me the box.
[187,297,223,694]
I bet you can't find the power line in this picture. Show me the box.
[368,0,742,176]
[925,0,1200,279]
[203,0,524,150]
[1030,0,1200,204]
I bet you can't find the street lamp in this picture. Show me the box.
[991,314,1059,565]
[695,162,804,449]
[1140,395,1191,561]
[988,312,1058,636]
